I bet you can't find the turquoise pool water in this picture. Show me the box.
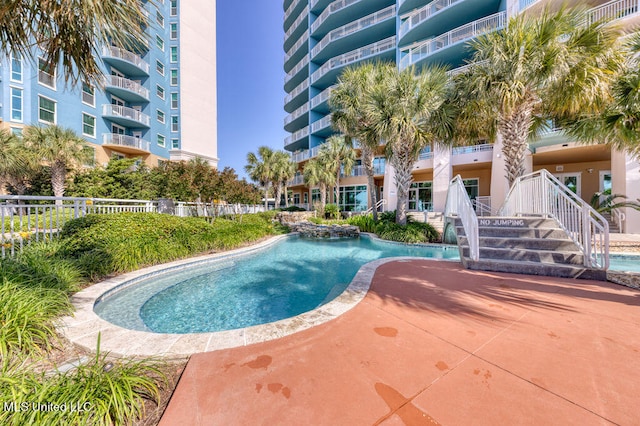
[609,255,640,273]
[94,236,460,334]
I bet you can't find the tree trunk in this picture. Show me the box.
[390,144,414,226]
[274,184,283,209]
[320,183,327,213]
[51,162,66,206]
[499,104,534,187]
[335,169,341,210]
[263,186,269,211]
[361,145,379,221]
[284,185,290,208]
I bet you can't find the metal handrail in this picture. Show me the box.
[365,199,387,214]
[498,169,609,269]
[445,175,479,261]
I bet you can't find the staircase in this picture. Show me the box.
[453,216,607,280]
[601,212,620,233]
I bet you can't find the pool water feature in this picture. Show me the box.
[94,236,460,334]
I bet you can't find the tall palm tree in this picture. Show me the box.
[318,135,356,209]
[303,157,336,215]
[0,129,22,193]
[368,65,452,225]
[455,6,624,187]
[330,61,396,221]
[0,0,147,85]
[273,153,297,208]
[245,146,277,210]
[23,125,93,204]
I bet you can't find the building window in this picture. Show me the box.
[156,10,164,27]
[170,0,177,16]
[10,87,22,122]
[170,69,178,86]
[82,113,96,138]
[303,192,308,204]
[157,109,165,124]
[170,23,178,40]
[156,35,164,51]
[156,60,165,75]
[157,134,166,147]
[339,185,368,212]
[311,188,321,203]
[38,96,56,124]
[171,92,179,109]
[293,193,300,204]
[10,53,22,82]
[171,138,179,149]
[82,82,95,106]
[408,181,432,211]
[38,57,56,89]
[171,115,179,132]
[170,46,178,63]
[463,178,479,201]
[156,84,165,99]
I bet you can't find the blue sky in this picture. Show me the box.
[216,2,287,180]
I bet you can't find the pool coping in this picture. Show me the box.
[58,234,458,359]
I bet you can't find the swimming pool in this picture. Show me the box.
[609,254,640,273]
[94,236,460,334]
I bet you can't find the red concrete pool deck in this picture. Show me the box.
[159,259,640,425]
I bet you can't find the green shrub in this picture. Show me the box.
[407,221,440,243]
[378,210,397,223]
[347,214,377,233]
[324,203,339,219]
[279,206,306,212]
[375,221,440,244]
[0,279,72,358]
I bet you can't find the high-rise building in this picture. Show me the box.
[0,0,218,167]
[283,0,640,233]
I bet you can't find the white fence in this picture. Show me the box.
[0,196,268,257]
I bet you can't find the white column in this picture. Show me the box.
[432,144,452,212]
[612,150,640,233]
[490,135,509,210]
[383,162,396,212]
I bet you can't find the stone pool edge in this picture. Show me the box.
[58,234,451,359]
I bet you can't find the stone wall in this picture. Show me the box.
[290,222,360,239]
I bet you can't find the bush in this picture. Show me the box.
[279,206,306,212]
[347,214,377,233]
[324,203,339,219]
[374,221,440,244]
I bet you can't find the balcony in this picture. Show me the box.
[289,173,306,186]
[399,12,506,70]
[312,0,362,35]
[102,105,150,128]
[588,0,640,27]
[285,78,309,113]
[284,32,309,72]
[104,75,149,102]
[311,36,396,86]
[284,56,309,92]
[310,85,335,113]
[284,125,310,151]
[290,145,321,163]
[399,0,468,43]
[311,0,334,14]
[451,143,493,165]
[102,46,149,76]
[284,103,310,132]
[311,5,396,61]
[311,115,332,134]
[284,5,309,52]
[284,0,306,32]
[341,164,385,177]
[103,133,151,155]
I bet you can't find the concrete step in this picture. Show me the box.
[457,226,569,239]
[460,246,584,265]
[464,259,606,280]
[458,236,579,251]
[456,217,559,229]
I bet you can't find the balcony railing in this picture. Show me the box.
[418,146,433,160]
[310,85,335,109]
[341,164,385,177]
[290,145,322,163]
[103,134,150,152]
[284,103,310,126]
[285,56,309,84]
[285,32,309,64]
[399,12,506,70]
[311,115,332,132]
[311,5,395,58]
[285,78,309,105]
[588,0,640,24]
[289,174,306,186]
[399,0,463,40]
[311,0,363,34]
[102,104,151,127]
[452,143,493,155]
[284,125,310,146]
[311,36,396,83]
[284,0,302,26]
[285,5,309,41]
[104,75,149,99]
[102,45,150,74]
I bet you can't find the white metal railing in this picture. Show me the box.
[445,175,479,261]
[285,32,309,64]
[102,45,150,74]
[285,56,309,84]
[285,78,309,105]
[311,5,395,58]
[473,196,492,216]
[285,5,309,41]
[104,75,149,99]
[284,125,310,146]
[311,85,335,109]
[365,198,387,214]
[311,36,396,83]
[399,12,506,70]
[342,164,385,177]
[103,134,151,152]
[290,145,321,163]
[311,115,332,133]
[288,174,306,186]
[452,143,493,155]
[284,103,310,126]
[102,104,151,126]
[399,0,463,40]
[284,0,302,27]
[588,0,640,24]
[311,0,363,33]
[612,208,626,233]
[418,147,433,160]
[498,169,609,269]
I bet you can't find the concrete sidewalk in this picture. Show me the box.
[160,260,640,425]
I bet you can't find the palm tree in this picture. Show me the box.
[318,135,356,209]
[245,146,277,210]
[0,0,147,85]
[368,65,452,225]
[23,125,93,204]
[0,129,22,193]
[455,6,624,187]
[273,153,297,208]
[303,157,336,215]
[330,61,396,221]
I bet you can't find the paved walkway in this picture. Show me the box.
[160,260,640,425]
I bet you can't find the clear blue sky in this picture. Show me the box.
[216,1,287,180]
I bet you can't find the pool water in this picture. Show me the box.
[94,236,460,334]
[609,255,640,273]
